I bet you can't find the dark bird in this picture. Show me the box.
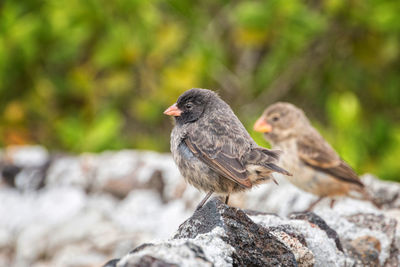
[164,89,291,210]
[254,102,378,210]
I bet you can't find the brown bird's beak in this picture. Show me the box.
[164,103,182,117]
[253,117,272,133]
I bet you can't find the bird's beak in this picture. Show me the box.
[253,117,272,133]
[164,103,182,117]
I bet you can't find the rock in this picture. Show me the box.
[238,173,400,217]
[113,190,190,241]
[103,258,120,267]
[312,209,399,266]
[46,156,93,189]
[1,146,400,267]
[129,255,178,267]
[103,169,166,200]
[111,198,308,267]
[362,174,400,209]
[345,236,381,266]
[240,175,316,216]
[45,150,190,203]
[175,198,297,266]
[144,170,166,202]
[50,243,108,267]
[0,146,51,191]
[14,164,49,191]
[345,213,398,266]
[0,249,12,267]
[1,164,21,187]
[92,150,184,202]
[251,211,347,266]
[290,212,343,252]
[119,242,212,267]
[264,225,314,266]
[110,193,396,266]
[102,177,138,199]
[4,146,49,168]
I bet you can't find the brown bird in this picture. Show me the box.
[254,102,377,210]
[164,89,291,210]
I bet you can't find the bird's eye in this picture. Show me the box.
[272,116,279,122]
[185,103,193,109]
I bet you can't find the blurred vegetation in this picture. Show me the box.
[0,0,399,181]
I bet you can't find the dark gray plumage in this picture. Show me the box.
[164,88,291,209]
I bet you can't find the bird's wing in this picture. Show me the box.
[297,132,363,187]
[245,147,291,176]
[184,120,252,188]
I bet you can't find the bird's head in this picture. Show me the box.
[164,88,217,125]
[254,102,310,144]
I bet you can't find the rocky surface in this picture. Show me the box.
[107,198,399,267]
[0,145,399,267]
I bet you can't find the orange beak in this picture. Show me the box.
[163,103,182,117]
[253,117,272,133]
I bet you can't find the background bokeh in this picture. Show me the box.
[1,0,399,181]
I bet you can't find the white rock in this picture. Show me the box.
[318,208,394,265]
[15,224,50,266]
[0,227,12,249]
[0,188,82,230]
[50,243,107,267]
[15,168,45,191]
[0,187,86,265]
[6,146,49,167]
[92,151,139,189]
[46,157,91,188]
[251,214,349,267]
[113,190,191,242]
[1,147,399,267]
[118,227,234,267]
[244,177,316,216]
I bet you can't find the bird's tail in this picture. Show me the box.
[262,162,292,176]
[362,190,383,209]
[349,185,382,209]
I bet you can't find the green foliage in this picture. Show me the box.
[0,0,399,181]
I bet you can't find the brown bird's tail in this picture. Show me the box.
[361,189,383,209]
[349,184,382,209]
